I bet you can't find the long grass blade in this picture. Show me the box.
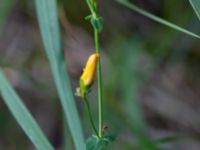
[34,0,86,149]
[190,0,200,20]
[116,0,200,39]
[0,69,54,150]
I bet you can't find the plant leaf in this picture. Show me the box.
[116,0,200,39]
[90,17,104,32]
[34,0,86,149]
[86,134,116,150]
[86,135,99,150]
[190,0,200,20]
[0,69,54,150]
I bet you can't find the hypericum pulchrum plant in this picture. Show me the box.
[76,53,100,137]
[1,0,200,150]
[75,0,116,149]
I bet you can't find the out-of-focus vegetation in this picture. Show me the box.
[0,0,200,150]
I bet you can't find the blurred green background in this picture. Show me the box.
[0,0,200,149]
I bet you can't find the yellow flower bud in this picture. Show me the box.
[80,53,100,96]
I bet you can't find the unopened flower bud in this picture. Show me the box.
[80,53,100,96]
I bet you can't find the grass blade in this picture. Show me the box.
[34,0,86,149]
[116,0,200,39]
[0,69,54,150]
[190,0,200,20]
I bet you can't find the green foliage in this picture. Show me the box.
[34,0,85,149]
[0,70,54,150]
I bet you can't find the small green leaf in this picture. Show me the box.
[86,134,116,150]
[90,17,104,32]
[103,134,117,143]
[86,135,99,150]
[85,15,92,20]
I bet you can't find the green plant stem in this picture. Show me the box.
[83,96,99,137]
[86,0,103,138]
[86,0,96,15]
[94,29,99,53]
[94,29,103,138]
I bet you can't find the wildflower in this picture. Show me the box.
[79,53,100,96]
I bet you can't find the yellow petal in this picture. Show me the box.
[80,53,100,88]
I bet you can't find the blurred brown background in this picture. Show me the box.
[0,0,200,149]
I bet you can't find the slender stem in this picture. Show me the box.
[86,0,96,15]
[83,96,99,137]
[94,29,103,138]
[94,29,99,53]
[86,0,103,138]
